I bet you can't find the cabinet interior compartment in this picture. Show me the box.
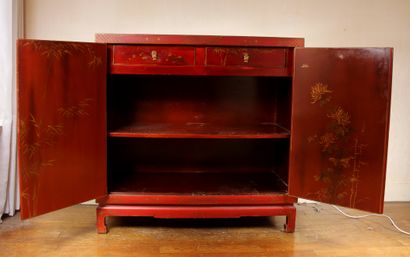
[106,74,292,197]
[107,75,292,139]
[107,138,290,195]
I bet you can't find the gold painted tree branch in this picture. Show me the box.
[308,83,365,207]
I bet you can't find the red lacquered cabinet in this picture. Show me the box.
[17,34,393,233]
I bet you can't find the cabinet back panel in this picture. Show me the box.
[107,138,289,194]
[107,76,291,130]
[108,172,288,196]
[108,138,288,175]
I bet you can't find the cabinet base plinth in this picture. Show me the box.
[96,204,296,234]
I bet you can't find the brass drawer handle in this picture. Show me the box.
[243,52,250,63]
[151,50,157,61]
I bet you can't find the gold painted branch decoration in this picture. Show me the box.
[19,97,94,217]
[307,83,366,208]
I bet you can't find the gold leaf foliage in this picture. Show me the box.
[58,98,93,118]
[307,82,365,208]
[24,41,85,58]
[22,142,41,159]
[23,41,103,68]
[41,159,56,167]
[19,97,94,217]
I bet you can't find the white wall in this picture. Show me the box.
[24,0,410,201]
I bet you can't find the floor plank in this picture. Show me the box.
[0,203,409,257]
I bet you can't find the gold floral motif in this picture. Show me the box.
[318,132,336,151]
[328,156,354,169]
[310,83,332,104]
[327,106,351,127]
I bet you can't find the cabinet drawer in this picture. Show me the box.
[113,45,195,66]
[206,47,287,68]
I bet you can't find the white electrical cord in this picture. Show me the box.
[331,204,410,236]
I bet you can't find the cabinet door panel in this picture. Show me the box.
[289,48,392,213]
[17,40,107,219]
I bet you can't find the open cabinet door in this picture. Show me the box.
[17,40,107,219]
[289,48,393,213]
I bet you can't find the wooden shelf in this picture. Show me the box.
[108,122,290,139]
[108,171,287,196]
[103,169,294,205]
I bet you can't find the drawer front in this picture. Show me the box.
[206,47,287,68]
[113,45,195,66]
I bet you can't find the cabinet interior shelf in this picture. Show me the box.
[109,171,288,195]
[108,122,290,139]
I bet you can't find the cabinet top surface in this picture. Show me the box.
[95,33,305,47]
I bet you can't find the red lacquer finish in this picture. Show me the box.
[98,194,296,206]
[109,45,292,76]
[110,65,292,76]
[113,45,196,66]
[108,122,290,139]
[94,34,302,233]
[107,75,292,138]
[17,40,107,219]
[96,205,296,233]
[289,48,393,213]
[205,47,287,68]
[107,172,287,196]
[18,34,393,234]
[96,33,304,47]
[104,35,299,76]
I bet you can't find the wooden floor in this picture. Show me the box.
[0,203,409,257]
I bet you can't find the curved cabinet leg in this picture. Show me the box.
[96,207,108,234]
